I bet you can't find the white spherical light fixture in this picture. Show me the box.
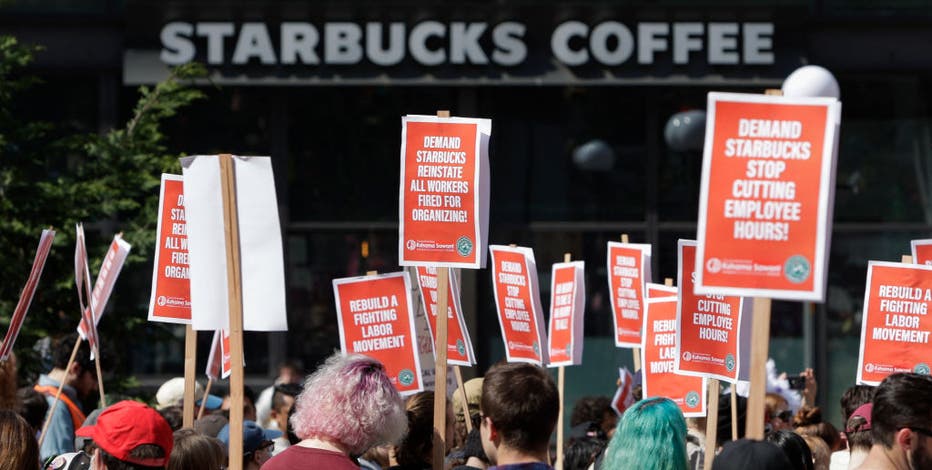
[782,65,840,99]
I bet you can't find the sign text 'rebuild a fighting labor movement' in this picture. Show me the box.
[858,262,932,386]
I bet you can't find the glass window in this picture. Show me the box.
[834,119,932,223]
[286,229,400,368]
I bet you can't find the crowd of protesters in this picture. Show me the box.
[1,333,931,470]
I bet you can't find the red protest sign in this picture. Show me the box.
[611,367,635,416]
[0,229,55,362]
[911,239,932,266]
[206,329,233,380]
[676,240,745,383]
[333,272,423,396]
[148,174,191,324]
[74,224,99,354]
[414,266,476,366]
[607,242,652,348]
[647,283,677,299]
[206,330,221,380]
[696,93,841,301]
[548,261,585,367]
[489,245,548,365]
[857,261,932,385]
[399,115,491,269]
[77,234,131,341]
[642,296,707,418]
[220,329,233,379]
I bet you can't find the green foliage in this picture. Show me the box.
[0,35,205,389]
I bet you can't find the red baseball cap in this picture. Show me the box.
[76,400,173,466]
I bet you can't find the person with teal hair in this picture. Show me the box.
[602,397,689,470]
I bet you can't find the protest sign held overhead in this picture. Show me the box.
[74,224,100,354]
[611,367,635,416]
[77,232,132,345]
[0,229,55,362]
[489,245,548,365]
[399,115,491,269]
[676,240,748,383]
[547,261,585,367]
[911,239,932,266]
[206,329,233,380]
[181,155,287,332]
[333,271,423,396]
[408,282,459,393]
[647,283,677,299]
[414,266,476,366]
[642,295,707,418]
[857,261,932,385]
[696,92,842,302]
[607,242,652,348]
[148,174,192,324]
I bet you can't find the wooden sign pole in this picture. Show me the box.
[198,377,213,420]
[431,107,452,470]
[80,266,106,409]
[703,380,719,470]
[745,297,771,439]
[220,154,246,470]
[731,392,738,441]
[454,365,472,433]
[183,324,197,428]
[93,346,105,409]
[432,267,450,470]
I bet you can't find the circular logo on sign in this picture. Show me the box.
[406,239,417,250]
[865,363,875,373]
[456,236,474,257]
[706,258,722,274]
[725,354,736,372]
[565,343,573,358]
[157,296,167,307]
[456,340,466,356]
[398,369,415,386]
[685,391,701,408]
[682,351,692,362]
[533,341,540,356]
[784,255,811,283]
[915,363,931,375]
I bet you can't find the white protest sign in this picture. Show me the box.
[181,155,287,332]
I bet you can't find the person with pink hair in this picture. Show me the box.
[264,353,408,470]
